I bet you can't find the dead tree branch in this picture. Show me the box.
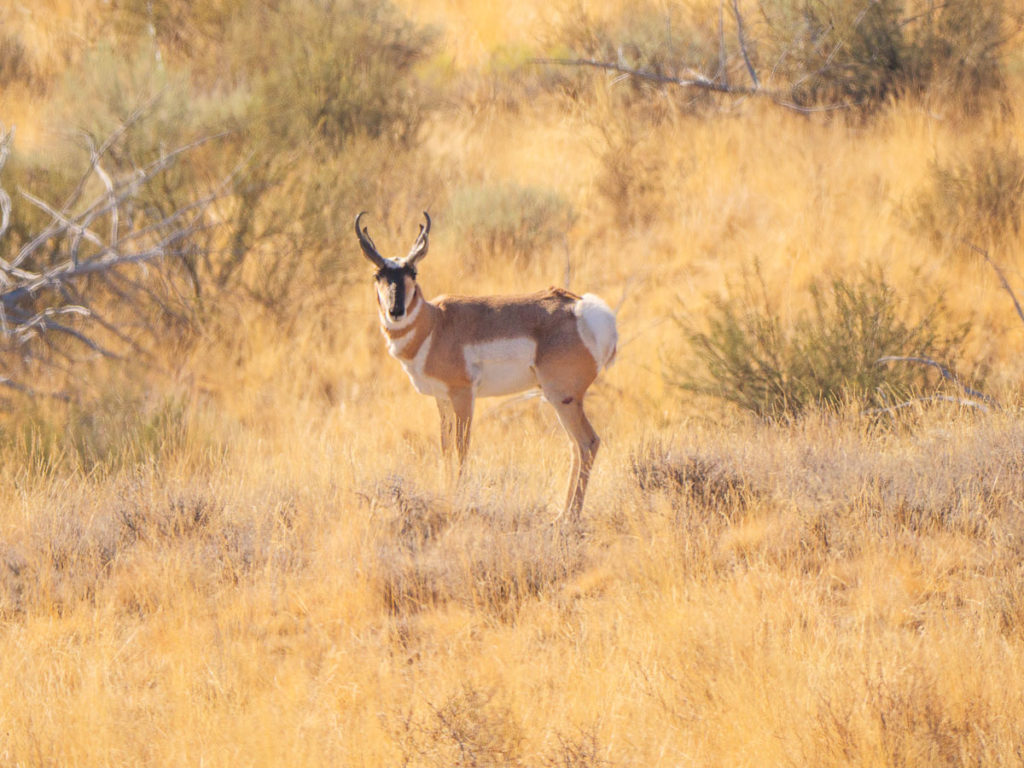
[864,394,993,416]
[0,120,230,403]
[732,0,759,90]
[533,57,848,114]
[536,1,868,114]
[876,355,998,409]
[963,241,1024,329]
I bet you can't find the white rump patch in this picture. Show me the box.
[574,293,618,370]
[464,337,538,397]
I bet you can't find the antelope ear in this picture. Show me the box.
[354,211,387,269]
[405,211,430,266]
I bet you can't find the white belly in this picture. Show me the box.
[464,338,538,397]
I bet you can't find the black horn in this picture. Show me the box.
[354,211,387,268]
[406,211,431,266]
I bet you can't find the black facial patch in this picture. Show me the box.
[374,263,417,318]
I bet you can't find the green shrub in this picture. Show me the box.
[675,270,969,419]
[447,183,574,263]
[38,0,440,305]
[760,0,1011,113]
[239,0,439,150]
[212,0,440,299]
[913,145,1024,248]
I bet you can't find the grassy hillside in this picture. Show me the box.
[2,0,1024,764]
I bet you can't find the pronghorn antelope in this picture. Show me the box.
[356,211,618,522]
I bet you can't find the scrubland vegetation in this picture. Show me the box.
[3,0,1024,764]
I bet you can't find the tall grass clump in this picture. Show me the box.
[676,270,969,419]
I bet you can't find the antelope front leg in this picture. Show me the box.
[449,387,475,474]
[436,397,459,487]
[436,397,455,458]
[437,392,473,486]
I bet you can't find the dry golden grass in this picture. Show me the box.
[4,0,1024,765]
[6,395,1024,765]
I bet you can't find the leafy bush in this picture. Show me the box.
[37,0,440,307]
[760,0,1012,113]
[913,145,1024,248]
[238,0,439,150]
[214,0,440,299]
[447,182,574,263]
[675,270,969,419]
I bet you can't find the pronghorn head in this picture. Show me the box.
[355,211,430,321]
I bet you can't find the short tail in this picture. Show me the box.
[574,293,618,370]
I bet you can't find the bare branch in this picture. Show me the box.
[876,355,998,408]
[0,114,230,405]
[732,0,759,90]
[963,241,1024,329]
[0,375,71,402]
[864,394,992,416]
[0,125,12,244]
[20,188,106,251]
[533,57,850,114]
[84,135,119,263]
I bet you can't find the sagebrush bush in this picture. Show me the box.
[676,271,969,419]
[913,145,1024,248]
[447,182,574,263]
[239,0,438,150]
[366,475,584,621]
[390,684,610,768]
[391,685,525,768]
[760,0,1011,113]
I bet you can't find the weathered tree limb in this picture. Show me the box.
[963,241,1024,329]
[876,355,998,408]
[731,0,758,90]
[536,0,894,114]
[533,56,851,114]
[0,116,229,403]
[864,394,993,416]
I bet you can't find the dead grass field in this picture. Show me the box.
[3,0,1024,765]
